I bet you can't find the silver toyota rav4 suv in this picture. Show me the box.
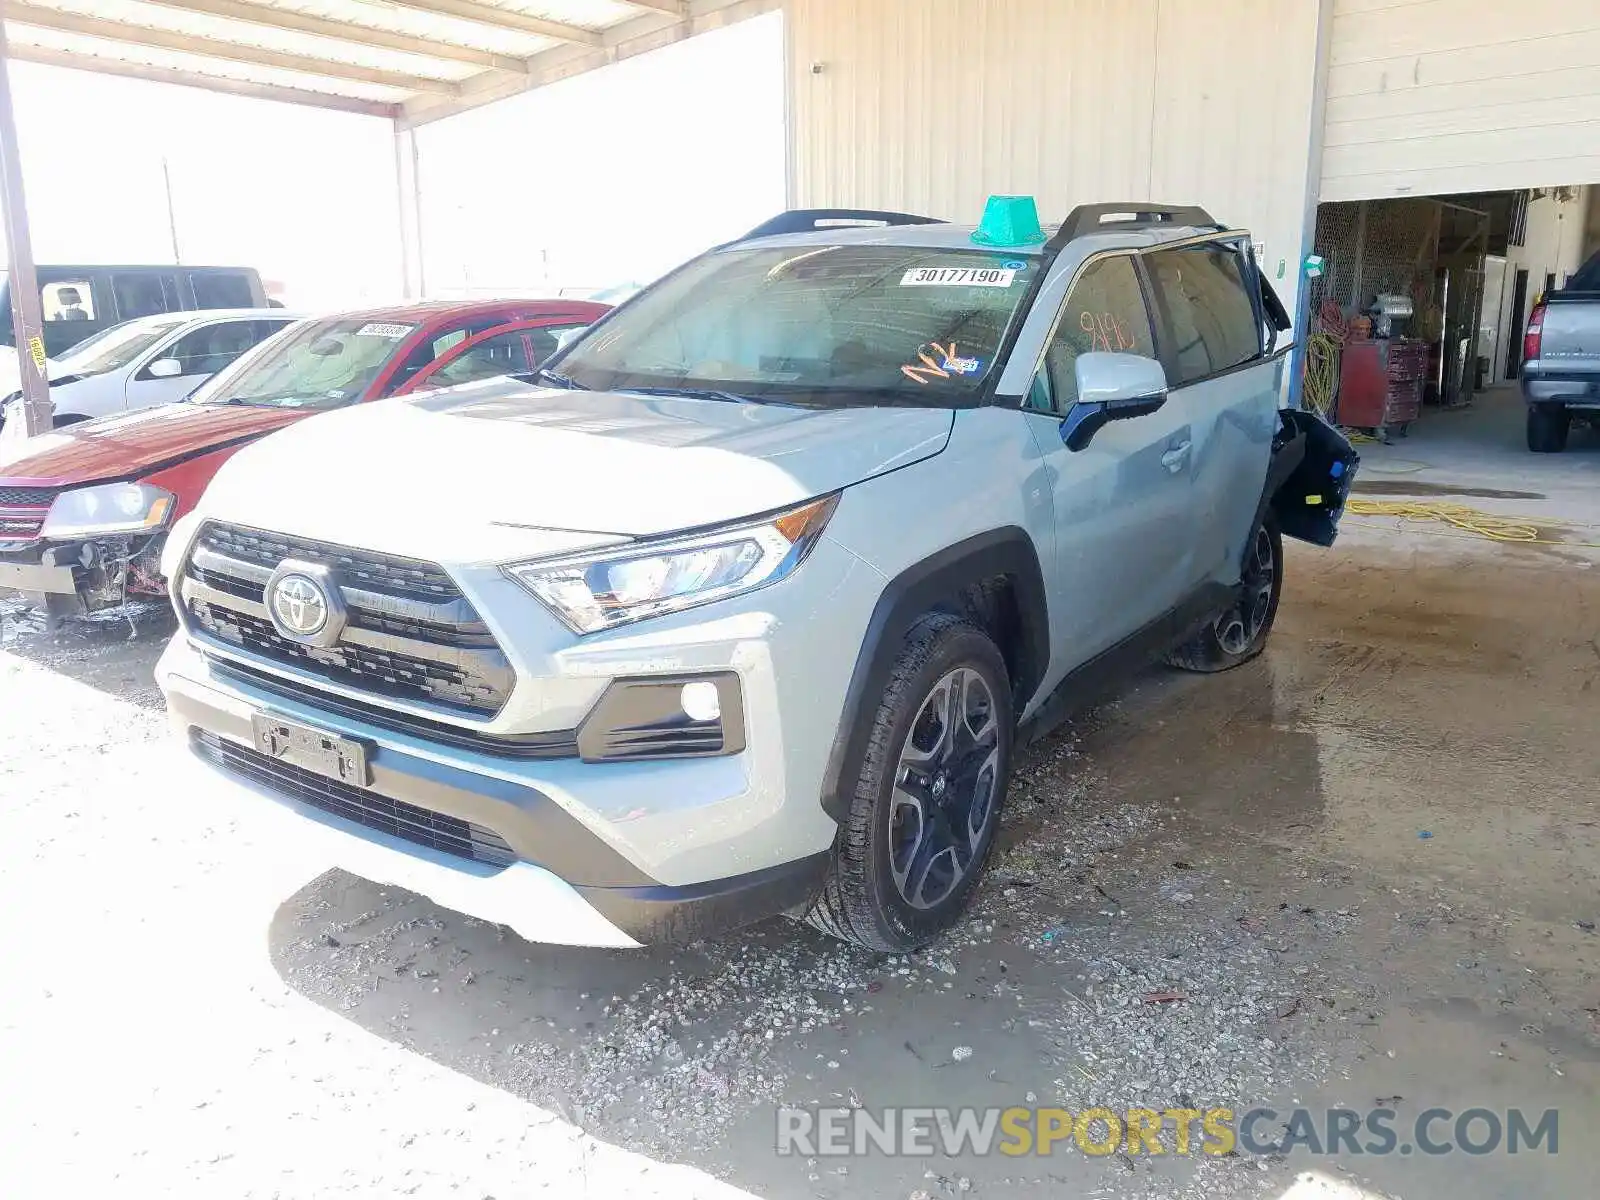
[157,199,1357,952]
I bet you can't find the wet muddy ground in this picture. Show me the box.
[3,393,1597,1198]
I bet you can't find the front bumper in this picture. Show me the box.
[0,551,77,596]
[158,626,842,947]
[0,534,168,610]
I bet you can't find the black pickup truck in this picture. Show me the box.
[1521,248,1600,453]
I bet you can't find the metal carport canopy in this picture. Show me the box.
[0,0,778,436]
[1,0,778,126]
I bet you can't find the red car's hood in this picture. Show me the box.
[0,403,308,486]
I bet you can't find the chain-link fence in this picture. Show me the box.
[1310,199,1441,314]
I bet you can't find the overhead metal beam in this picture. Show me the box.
[4,3,459,94]
[399,0,775,128]
[140,0,531,74]
[620,0,688,14]
[5,43,398,117]
[380,0,604,47]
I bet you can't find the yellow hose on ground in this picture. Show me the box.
[1345,498,1600,548]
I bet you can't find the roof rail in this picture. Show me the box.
[733,208,946,242]
[1052,203,1219,247]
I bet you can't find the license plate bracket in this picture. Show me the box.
[251,713,372,787]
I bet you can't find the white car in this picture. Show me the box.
[2,310,299,428]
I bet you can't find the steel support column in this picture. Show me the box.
[394,124,425,300]
[0,21,50,437]
[1287,0,1337,410]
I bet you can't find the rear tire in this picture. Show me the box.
[1527,404,1570,453]
[1166,513,1283,674]
[804,615,1012,952]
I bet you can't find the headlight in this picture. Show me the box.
[159,511,203,579]
[505,493,839,634]
[39,482,176,539]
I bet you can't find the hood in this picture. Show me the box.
[198,381,953,562]
[0,346,68,397]
[0,402,307,486]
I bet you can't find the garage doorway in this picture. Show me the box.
[1302,187,1593,441]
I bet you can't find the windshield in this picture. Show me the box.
[190,317,417,408]
[550,244,1041,406]
[55,317,186,377]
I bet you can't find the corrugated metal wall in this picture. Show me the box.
[789,0,1160,218]
[1146,0,1323,294]
[1322,0,1600,200]
[787,0,1323,310]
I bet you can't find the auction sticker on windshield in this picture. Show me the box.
[355,322,414,338]
[900,267,1017,287]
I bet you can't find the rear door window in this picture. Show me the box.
[1143,245,1261,385]
[112,271,182,321]
[189,271,256,309]
[1030,255,1156,414]
[41,280,97,324]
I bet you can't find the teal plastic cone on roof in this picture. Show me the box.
[972,195,1046,246]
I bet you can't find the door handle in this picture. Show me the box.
[1161,440,1192,472]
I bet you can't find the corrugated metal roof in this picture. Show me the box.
[2,0,775,124]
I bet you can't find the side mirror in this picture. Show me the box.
[147,358,183,379]
[1059,351,1169,451]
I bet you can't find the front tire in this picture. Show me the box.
[805,615,1012,952]
[1166,513,1283,673]
[1527,404,1570,453]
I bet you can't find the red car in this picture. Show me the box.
[0,299,607,621]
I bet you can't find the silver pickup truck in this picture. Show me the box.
[1522,249,1600,452]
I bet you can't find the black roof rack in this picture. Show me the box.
[733,208,946,242]
[1050,203,1220,249]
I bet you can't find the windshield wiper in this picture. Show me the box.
[204,392,328,408]
[531,367,589,390]
[622,385,763,405]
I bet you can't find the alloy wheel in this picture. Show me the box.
[888,667,1002,909]
[1215,526,1277,656]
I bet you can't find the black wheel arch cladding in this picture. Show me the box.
[819,527,1048,823]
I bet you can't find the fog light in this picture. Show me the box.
[576,672,745,762]
[680,681,721,722]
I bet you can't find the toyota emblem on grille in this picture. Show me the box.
[264,560,346,647]
[271,574,326,634]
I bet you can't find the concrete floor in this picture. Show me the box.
[2,389,1596,1199]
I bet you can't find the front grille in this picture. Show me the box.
[0,486,52,544]
[193,730,516,869]
[0,486,55,507]
[203,524,459,601]
[180,522,513,716]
